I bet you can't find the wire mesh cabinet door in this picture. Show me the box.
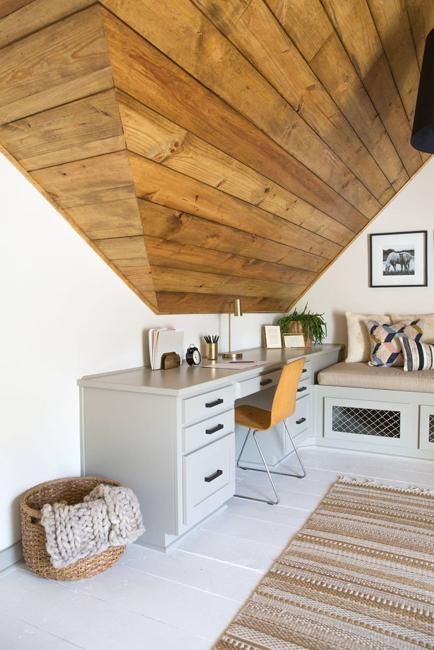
[419,405,434,452]
[323,397,413,452]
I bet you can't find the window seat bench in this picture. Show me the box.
[314,362,434,460]
[318,361,434,393]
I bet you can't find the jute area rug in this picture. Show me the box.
[214,477,434,650]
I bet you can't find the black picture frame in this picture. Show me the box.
[369,230,428,288]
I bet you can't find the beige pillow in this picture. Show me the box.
[390,313,434,343]
[345,312,391,363]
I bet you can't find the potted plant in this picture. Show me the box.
[276,305,327,347]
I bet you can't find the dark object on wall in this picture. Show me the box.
[412,29,434,153]
[369,231,427,288]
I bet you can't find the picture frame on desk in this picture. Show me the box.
[264,325,282,349]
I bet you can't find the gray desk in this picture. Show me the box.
[79,345,341,550]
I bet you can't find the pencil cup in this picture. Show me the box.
[205,342,218,361]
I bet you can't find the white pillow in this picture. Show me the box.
[390,313,434,344]
[345,312,391,363]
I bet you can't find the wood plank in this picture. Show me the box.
[0,0,33,20]
[267,0,409,192]
[102,7,371,226]
[137,201,327,273]
[127,266,298,300]
[156,292,289,314]
[0,0,96,48]
[367,0,420,124]
[0,5,112,125]
[32,151,135,208]
[129,152,341,260]
[0,141,158,311]
[0,89,124,170]
[111,237,316,286]
[119,93,355,244]
[143,238,315,286]
[71,198,143,239]
[321,0,422,176]
[193,0,393,206]
[101,0,381,217]
[406,0,434,68]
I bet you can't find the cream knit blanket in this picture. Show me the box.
[40,484,145,568]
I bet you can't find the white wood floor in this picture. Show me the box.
[1,446,434,650]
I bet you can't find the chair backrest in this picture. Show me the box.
[270,358,305,427]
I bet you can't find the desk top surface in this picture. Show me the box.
[79,345,342,397]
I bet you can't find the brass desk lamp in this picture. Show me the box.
[222,298,243,360]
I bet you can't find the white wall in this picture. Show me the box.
[294,159,434,347]
[0,154,277,551]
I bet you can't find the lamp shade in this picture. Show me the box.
[411,28,434,153]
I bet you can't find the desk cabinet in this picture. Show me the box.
[79,345,341,550]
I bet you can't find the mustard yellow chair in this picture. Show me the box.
[235,358,306,505]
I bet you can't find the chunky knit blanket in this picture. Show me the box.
[40,484,145,568]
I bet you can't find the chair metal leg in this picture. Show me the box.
[234,421,307,505]
[236,428,251,469]
[235,429,279,505]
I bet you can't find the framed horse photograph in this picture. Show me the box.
[369,231,427,288]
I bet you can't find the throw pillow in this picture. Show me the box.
[400,337,434,371]
[345,312,391,363]
[364,319,423,367]
[390,313,434,344]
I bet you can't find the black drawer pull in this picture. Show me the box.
[260,378,273,386]
[296,417,307,425]
[205,398,224,408]
[204,469,223,483]
[297,386,307,393]
[302,368,307,373]
[205,423,224,435]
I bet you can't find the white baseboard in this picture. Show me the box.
[0,542,22,572]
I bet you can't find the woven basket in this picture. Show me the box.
[20,476,125,581]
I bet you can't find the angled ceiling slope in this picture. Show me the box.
[0,0,432,313]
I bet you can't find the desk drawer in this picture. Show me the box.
[237,369,281,399]
[183,409,234,454]
[183,434,235,526]
[287,394,311,438]
[183,384,235,425]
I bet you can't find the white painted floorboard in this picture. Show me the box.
[1,446,433,649]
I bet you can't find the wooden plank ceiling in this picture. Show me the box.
[0,0,432,313]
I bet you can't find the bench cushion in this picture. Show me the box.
[318,362,434,393]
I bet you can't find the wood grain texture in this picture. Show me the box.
[137,201,326,273]
[193,0,393,206]
[129,152,340,261]
[102,7,369,228]
[321,0,422,176]
[0,89,124,170]
[0,6,113,125]
[406,0,434,67]
[0,0,33,20]
[101,0,383,218]
[156,293,289,314]
[0,0,429,314]
[32,151,135,208]
[267,0,409,192]
[119,92,354,244]
[0,0,96,48]
[367,0,420,124]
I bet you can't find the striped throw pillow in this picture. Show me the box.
[400,337,434,371]
[364,320,423,367]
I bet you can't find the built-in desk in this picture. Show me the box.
[79,345,341,550]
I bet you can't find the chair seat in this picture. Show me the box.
[235,404,272,431]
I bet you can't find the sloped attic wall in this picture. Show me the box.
[0,0,432,313]
[294,159,434,345]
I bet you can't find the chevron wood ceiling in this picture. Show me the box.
[0,0,432,313]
